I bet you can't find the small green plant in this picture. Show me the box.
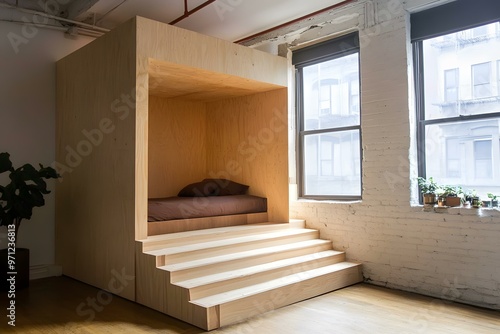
[487,193,498,201]
[464,189,477,202]
[417,177,439,194]
[438,185,461,197]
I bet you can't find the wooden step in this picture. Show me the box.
[177,250,346,300]
[139,223,289,252]
[146,228,319,264]
[136,222,363,331]
[192,262,363,329]
[161,239,334,282]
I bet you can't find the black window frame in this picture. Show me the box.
[412,0,500,200]
[293,32,362,201]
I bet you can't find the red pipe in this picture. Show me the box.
[170,0,216,25]
[235,0,354,44]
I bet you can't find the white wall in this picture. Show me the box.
[0,21,93,277]
[253,0,500,310]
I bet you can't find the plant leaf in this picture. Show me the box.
[0,152,12,174]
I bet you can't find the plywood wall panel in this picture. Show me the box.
[136,17,287,89]
[206,89,289,223]
[148,96,207,198]
[56,19,137,300]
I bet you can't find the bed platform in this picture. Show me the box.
[148,212,269,235]
[148,195,268,235]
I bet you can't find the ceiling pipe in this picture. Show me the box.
[234,0,355,44]
[0,2,110,33]
[0,19,103,38]
[169,0,216,25]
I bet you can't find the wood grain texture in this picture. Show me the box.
[147,212,269,235]
[135,16,288,240]
[148,96,207,198]
[55,18,137,301]
[136,17,287,89]
[57,16,290,327]
[135,242,213,330]
[218,263,362,327]
[149,59,283,102]
[2,277,499,334]
[206,89,289,223]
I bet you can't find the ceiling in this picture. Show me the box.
[1,0,350,42]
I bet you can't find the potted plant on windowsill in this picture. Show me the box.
[417,176,438,205]
[438,185,463,207]
[0,152,59,290]
[464,189,478,206]
[486,193,498,208]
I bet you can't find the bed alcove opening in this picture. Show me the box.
[146,58,289,235]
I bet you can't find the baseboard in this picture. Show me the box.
[30,264,63,280]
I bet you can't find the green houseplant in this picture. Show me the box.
[417,176,438,204]
[437,185,463,207]
[0,152,59,290]
[464,189,478,206]
[486,193,498,208]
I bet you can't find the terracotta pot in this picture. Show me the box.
[446,196,461,207]
[1,248,29,291]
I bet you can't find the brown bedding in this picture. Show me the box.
[148,195,267,222]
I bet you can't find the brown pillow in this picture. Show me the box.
[203,179,249,196]
[177,179,219,197]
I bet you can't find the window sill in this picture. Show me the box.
[421,204,500,217]
[294,198,362,205]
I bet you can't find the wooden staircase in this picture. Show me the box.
[135,222,362,330]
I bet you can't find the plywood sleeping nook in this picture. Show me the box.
[56,16,362,330]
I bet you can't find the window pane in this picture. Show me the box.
[422,22,500,120]
[474,140,493,178]
[302,53,360,130]
[303,130,361,196]
[424,118,500,198]
[472,62,491,99]
[446,138,461,178]
[444,68,459,102]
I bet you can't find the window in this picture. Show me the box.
[446,138,461,178]
[474,140,493,178]
[472,25,488,38]
[444,68,459,102]
[413,17,500,200]
[472,26,488,38]
[472,62,491,99]
[293,32,361,199]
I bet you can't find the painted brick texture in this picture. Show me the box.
[289,0,500,310]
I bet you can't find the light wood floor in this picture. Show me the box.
[1,276,499,333]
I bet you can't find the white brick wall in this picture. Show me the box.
[282,0,500,310]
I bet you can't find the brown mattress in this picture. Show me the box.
[148,195,267,222]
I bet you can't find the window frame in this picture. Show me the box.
[294,32,362,201]
[471,62,492,99]
[413,32,500,199]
